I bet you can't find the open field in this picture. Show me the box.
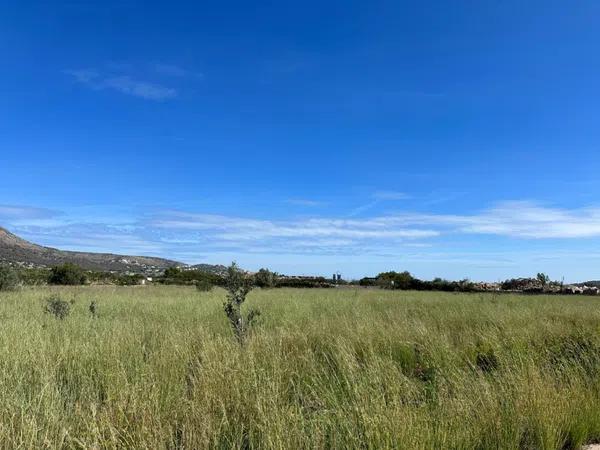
[1,287,600,449]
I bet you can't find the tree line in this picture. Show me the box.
[0,263,562,294]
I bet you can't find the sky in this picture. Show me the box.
[2,1,600,281]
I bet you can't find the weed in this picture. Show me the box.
[44,296,71,319]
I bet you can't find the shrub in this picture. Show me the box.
[254,268,277,288]
[358,277,378,287]
[162,267,223,287]
[48,263,86,285]
[195,279,213,292]
[44,296,71,320]
[275,277,333,288]
[223,262,260,345]
[116,274,145,286]
[17,268,51,286]
[0,266,19,291]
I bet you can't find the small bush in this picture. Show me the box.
[89,300,98,318]
[48,263,86,286]
[195,279,213,292]
[44,296,71,320]
[0,266,19,291]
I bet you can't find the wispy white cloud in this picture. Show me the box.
[374,201,600,239]
[348,190,410,216]
[65,68,177,100]
[0,204,62,221]
[348,200,380,217]
[286,198,326,207]
[149,211,438,240]
[463,202,600,238]
[372,190,411,201]
[10,222,162,256]
[146,202,600,252]
[102,76,176,100]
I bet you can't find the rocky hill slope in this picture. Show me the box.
[0,226,182,274]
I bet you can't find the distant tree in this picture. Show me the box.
[48,263,86,285]
[377,271,415,290]
[536,273,550,287]
[0,266,19,291]
[358,277,378,287]
[254,268,278,288]
[164,267,181,278]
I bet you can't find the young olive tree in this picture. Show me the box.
[223,262,260,345]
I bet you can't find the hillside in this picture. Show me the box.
[0,226,182,274]
[187,263,229,276]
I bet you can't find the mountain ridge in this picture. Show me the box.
[0,226,184,274]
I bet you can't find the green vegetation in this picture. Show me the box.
[87,271,145,286]
[223,262,260,345]
[17,267,52,285]
[43,295,72,320]
[362,270,476,292]
[0,286,598,447]
[275,275,334,288]
[48,263,87,285]
[0,265,19,291]
[163,266,223,287]
[195,278,214,292]
[537,272,551,287]
[253,267,278,288]
[4,266,144,287]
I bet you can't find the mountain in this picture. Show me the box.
[0,226,183,274]
[577,281,600,288]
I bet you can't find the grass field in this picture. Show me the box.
[1,286,600,449]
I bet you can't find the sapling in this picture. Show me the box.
[223,262,260,345]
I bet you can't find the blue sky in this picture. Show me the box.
[2,1,600,281]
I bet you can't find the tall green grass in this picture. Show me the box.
[0,286,599,449]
